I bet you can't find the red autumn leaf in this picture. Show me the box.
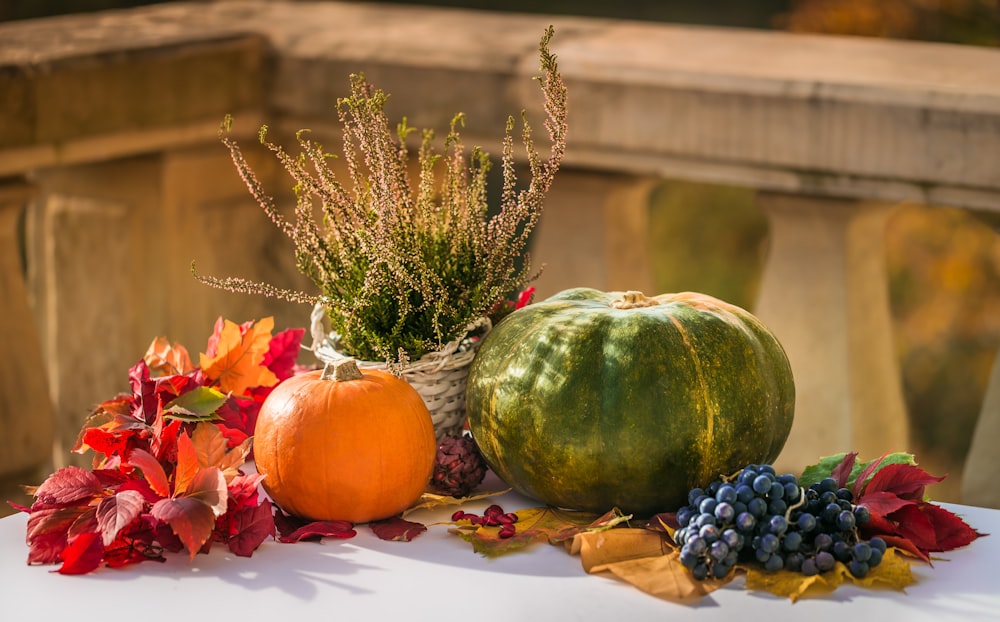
[127,449,170,498]
[888,503,940,551]
[831,451,858,488]
[370,516,427,542]
[224,500,276,556]
[863,463,945,501]
[67,507,98,539]
[96,490,146,546]
[855,490,914,517]
[184,468,229,518]
[34,466,103,505]
[151,496,218,559]
[26,529,68,565]
[129,360,159,425]
[26,505,89,542]
[912,502,985,552]
[262,327,306,381]
[274,508,356,543]
[58,532,104,575]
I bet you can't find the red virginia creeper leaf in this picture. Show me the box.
[855,490,914,517]
[864,463,945,501]
[913,502,985,552]
[34,466,102,505]
[96,490,146,546]
[225,500,276,556]
[889,504,940,551]
[263,327,306,381]
[151,496,217,559]
[184,468,229,518]
[127,449,170,498]
[831,452,858,489]
[274,508,355,543]
[58,532,104,575]
[370,516,427,542]
[879,534,930,562]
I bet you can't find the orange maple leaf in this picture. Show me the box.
[144,336,195,376]
[199,318,279,395]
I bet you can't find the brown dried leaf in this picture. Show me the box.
[567,528,669,572]
[600,550,734,604]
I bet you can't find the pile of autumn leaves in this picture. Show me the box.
[10,318,363,574]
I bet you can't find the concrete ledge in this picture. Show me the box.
[2,1,1000,209]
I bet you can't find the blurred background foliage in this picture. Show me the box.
[3,0,998,500]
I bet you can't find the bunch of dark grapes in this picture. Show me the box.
[672,464,887,580]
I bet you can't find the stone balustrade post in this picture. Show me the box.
[754,192,910,471]
[0,178,55,491]
[532,170,660,298]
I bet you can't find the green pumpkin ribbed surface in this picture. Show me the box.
[466,287,795,516]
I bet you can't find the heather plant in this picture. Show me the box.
[194,27,566,365]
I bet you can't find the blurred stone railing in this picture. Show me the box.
[2,1,998,505]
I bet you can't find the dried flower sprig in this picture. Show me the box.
[193,27,567,364]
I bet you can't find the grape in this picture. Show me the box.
[869,537,887,554]
[852,542,872,563]
[735,511,756,532]
[764,553,785,572]
[688,487,705,506]
[836,487,853,502]
[801,557,819,576]
[835,510,856,531]
[716,484,738,504]
[736,484,755,504]
[747,497,768,518]
[710,541,730,561]
[868,547,884,568]
[782,531,803,552]
[712,562,732,579]
[752,474,774,495]
[817,477,837,493]
[854,505,871,525]
[686,535,708,555]
[848,560,870,578]
[816,551,836,572]
[767,499,787,516]
[692,563,709,580]
[796,512,817,532]
[768,481,785,501]
[759,533,780,554]
[768,515,788,535]
[699,497,718,515]
[715,502,735,522]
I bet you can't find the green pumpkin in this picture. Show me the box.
[466,287,795,516]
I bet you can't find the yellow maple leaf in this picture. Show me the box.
[199,318,279,395]
[744,548,916,602]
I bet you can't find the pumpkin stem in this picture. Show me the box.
[323,358,365,382]
[611,291,660,309]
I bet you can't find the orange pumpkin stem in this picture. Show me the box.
[323,358,364,382]
[611,291,660,310]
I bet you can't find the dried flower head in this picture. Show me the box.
[193,27,567,364]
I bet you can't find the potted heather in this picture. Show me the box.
[193,27,567,438]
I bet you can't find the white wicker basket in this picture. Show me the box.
[309,303,490,440]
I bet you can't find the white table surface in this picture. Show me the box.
[2,477,997,622]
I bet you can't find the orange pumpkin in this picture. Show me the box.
[253,358,437,523]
